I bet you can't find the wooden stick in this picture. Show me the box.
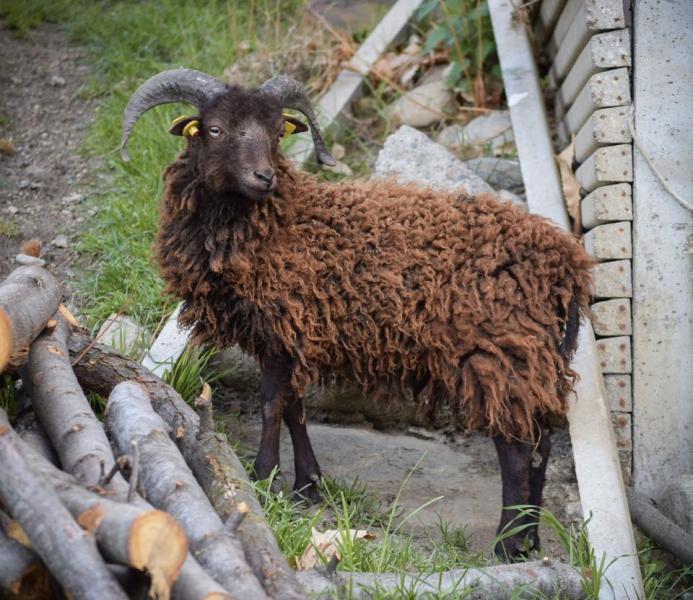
[0,410,188,600]
[67,330,304,599]
[296,560,585,599]
[0,527,52,596]
[172,555,235,600]
[195,382,214,435]
[25,314,129,494]
[0,411,128,600]
[0,266,61,372]
[105,381,267,599]
[626,487,693,566]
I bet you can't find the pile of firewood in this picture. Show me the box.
[0,264,306,600]
[0,263,590,600]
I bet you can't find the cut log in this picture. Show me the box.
[188,431,305,600]
[0,410,188,600]
[296,560,585,599]
[15,410,60,466]
[0,527,52,596]
[24,313,129,494]
[105,381,267,599]
[626,487,693,566]
[172,555,235,600]
[0,410,127,600]
[0,266,61,372]
[67,330,302,598]
[108,564,150,600]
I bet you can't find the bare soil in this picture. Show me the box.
[0,23,97,297]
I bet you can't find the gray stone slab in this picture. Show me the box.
[604,374,632,412]
[574,105,631,164]
[591,298,632,336]
[557,29,631,110]
[632,0,693,499]
[575,144,633,192]
[562,68,631,135]
[592,259,632,298]
[464,157,523,191]
[374,126,495,196]
[581,183,632,229]
[583,221,632,260]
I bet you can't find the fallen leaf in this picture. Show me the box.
[556,139,582,234]
[0,138,15,156]
[296,527,376,570]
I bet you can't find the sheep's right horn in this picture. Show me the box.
[259,75,336,166]
[120,68,226,161]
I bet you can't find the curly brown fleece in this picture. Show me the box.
[156,154,593,441]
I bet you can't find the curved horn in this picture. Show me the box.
[120,68,226,161]
[259,75,336,166]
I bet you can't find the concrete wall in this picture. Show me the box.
[632,0,693,498]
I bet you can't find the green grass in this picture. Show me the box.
[0,216,18,238]
[0,0,307,329]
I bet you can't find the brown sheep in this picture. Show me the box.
[121,68,593,561]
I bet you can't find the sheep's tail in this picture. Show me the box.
[558,295,581,363]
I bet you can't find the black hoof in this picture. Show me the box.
[252,459,279,482]
[293,475,322,505]
[494,534,537,563]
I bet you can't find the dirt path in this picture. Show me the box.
[0,23,98,297]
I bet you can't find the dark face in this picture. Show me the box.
[197,91,285,201]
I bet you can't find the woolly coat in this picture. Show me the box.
[155,154,593,441]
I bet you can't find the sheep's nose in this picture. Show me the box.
[254,168,275,186]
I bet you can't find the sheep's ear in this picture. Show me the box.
[169,115,201,137]
[281,113,308,137]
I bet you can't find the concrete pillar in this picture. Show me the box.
[632,0,693,498]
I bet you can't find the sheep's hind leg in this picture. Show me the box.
[526,427,551,552]
[492,435,536,562]
[283,397,322,504]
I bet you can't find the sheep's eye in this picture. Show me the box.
[208,126,222,138]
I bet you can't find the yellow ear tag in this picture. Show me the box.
[171,114,190,128]
[182,120,200,137]
[282,119,297,139]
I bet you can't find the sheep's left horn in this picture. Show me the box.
[259,75,336,166]
[120,68,226,161]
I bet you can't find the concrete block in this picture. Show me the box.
[547,0,582,57]
[561,68,631,134]
[659,475,693,535]
[581,183,632,229]
[557,29,631,109]
[611,411,632,450]
[592,259,632,298]
[574,106,631,163]
[536,0,566,42]
[549,0,626,85]
[604,374,632,412]
[596,335,631,373]
[584,221,632,260]
[591,298,632,336]
[97,314,149,357]
[575,144,633,192]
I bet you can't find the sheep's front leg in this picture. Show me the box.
[283,397,322,504]
[253,364,289,481]
[493,435,536,562]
